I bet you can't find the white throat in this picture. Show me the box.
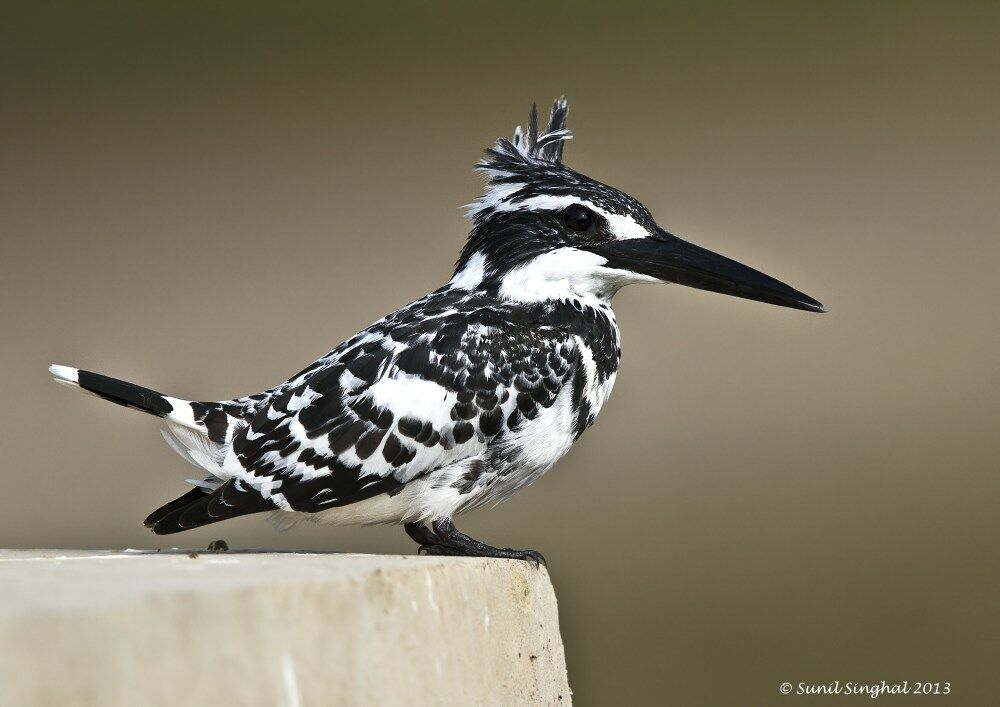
[497,247,658,304]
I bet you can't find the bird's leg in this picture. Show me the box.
[404,521,467,557]
[407,518,546,566]
[404,521,438,546]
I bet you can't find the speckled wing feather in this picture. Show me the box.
[223,287,582,515]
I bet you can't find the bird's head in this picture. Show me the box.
[453,98,823,312]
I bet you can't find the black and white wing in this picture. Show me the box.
[217,292,581,519]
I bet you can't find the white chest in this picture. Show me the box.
[503,384,579,476]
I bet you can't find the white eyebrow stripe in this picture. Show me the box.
[464,177,526,218]
[490,194,650,241]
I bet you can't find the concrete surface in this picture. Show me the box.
[0,550,570,706]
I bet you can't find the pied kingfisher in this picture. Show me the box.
[50,99,823,564]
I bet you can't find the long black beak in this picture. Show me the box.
[598,227,824,312]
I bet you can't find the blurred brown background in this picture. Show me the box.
[3,2,998,704]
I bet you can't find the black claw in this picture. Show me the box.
[517,549,547,567]
[497,547,546,567]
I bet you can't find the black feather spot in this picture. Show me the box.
[382,433,402,464]
[479,407,503,436]
[354,428,385,460]
[328,419,367,454]
[451,401,478,421]
[453,421,475,444]
[397,417,423,438]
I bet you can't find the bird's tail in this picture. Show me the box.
[48,364,241,446]
[48,364,274,534]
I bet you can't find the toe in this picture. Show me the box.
[522,549,547,567]
[418,543,462,557]
[502,548,546,567]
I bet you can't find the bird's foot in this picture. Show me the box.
[417,542,546,566]
[404,519,546,567]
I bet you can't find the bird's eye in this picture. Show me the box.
[560,205,594,232]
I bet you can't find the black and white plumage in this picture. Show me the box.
[50,98,823,562]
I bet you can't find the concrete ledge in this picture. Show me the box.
[0,550,570,706]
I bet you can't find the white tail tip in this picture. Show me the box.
[49,364,80,385]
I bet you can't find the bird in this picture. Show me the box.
[49,98,823,564]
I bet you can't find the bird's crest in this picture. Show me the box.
[510,98,572,164]
[483,98,572,169]
[468,98,574,219]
